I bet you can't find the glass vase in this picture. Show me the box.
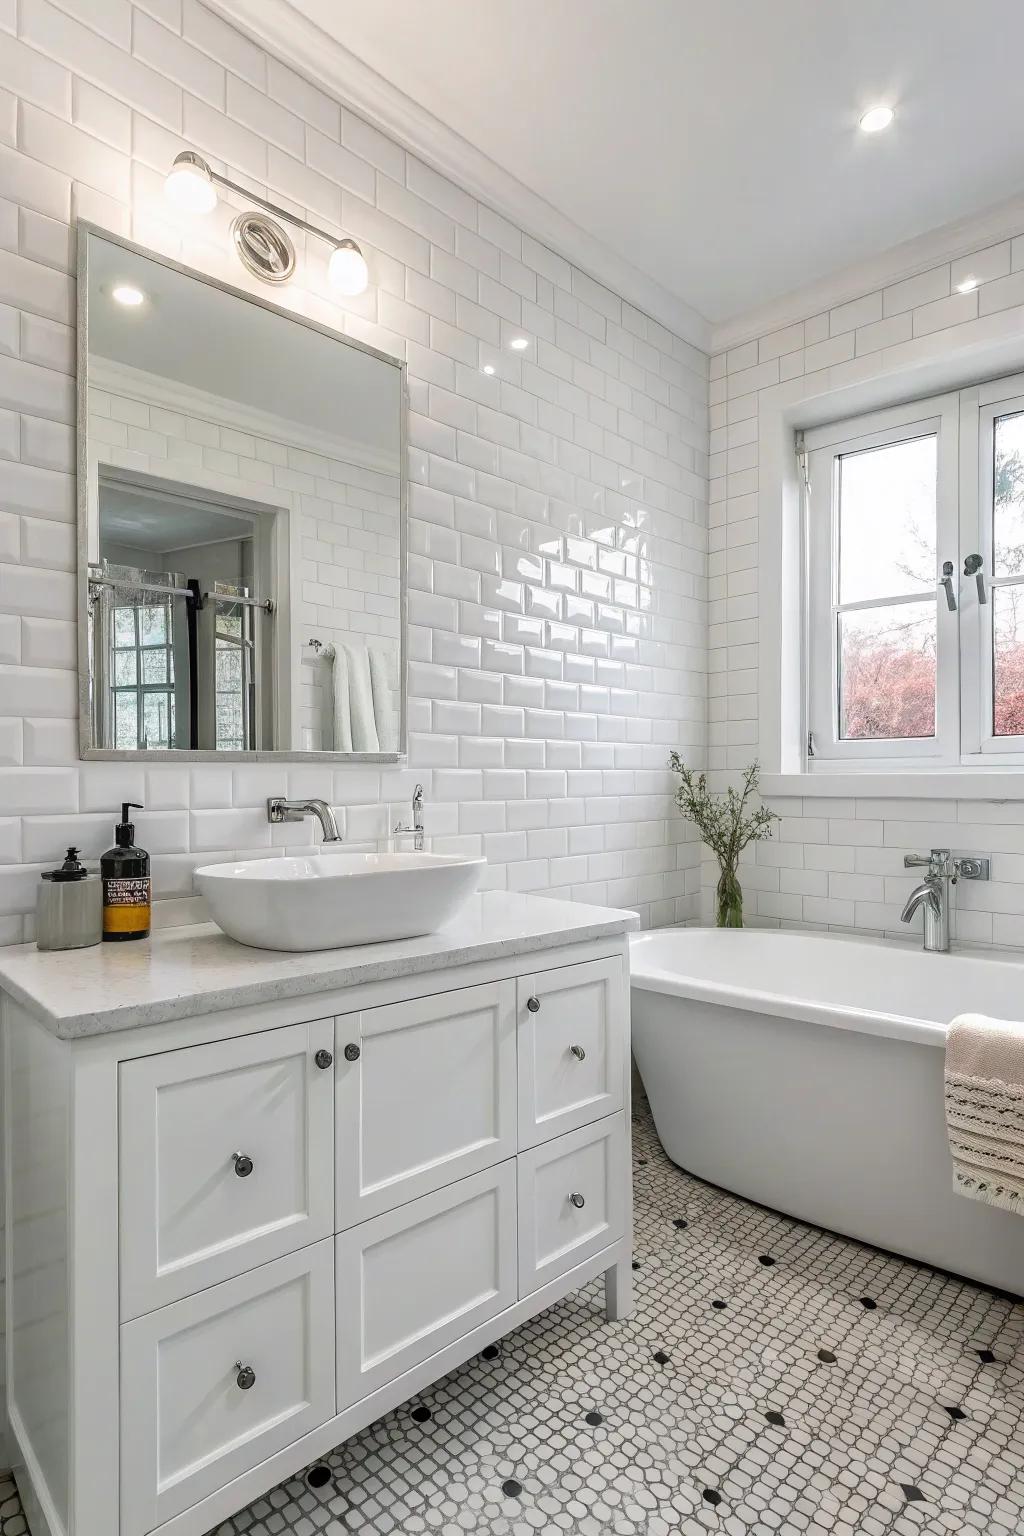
[715,862,743,928]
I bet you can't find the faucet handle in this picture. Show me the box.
[904,848,951,873]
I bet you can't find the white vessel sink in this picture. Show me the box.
[195,851,486,951]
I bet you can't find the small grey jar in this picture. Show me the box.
[36,847,103,951]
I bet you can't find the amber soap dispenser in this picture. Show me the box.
[101,802,151,942]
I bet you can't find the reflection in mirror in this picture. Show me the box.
[80,228,406,759]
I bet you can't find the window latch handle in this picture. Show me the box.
[940,561,957,611]
[964,553,987,604]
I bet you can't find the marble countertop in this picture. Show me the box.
[0,892,638,1039]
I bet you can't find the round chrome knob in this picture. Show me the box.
[235,1362,256,1391]
[569,1044,586,1061]
[526,996,541,1013]
[569,1192,585,1209]
[232,1152,253,1178]
[344,1043,361,1062]
[314,1049,333,1070]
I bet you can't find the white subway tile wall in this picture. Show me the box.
[709,236,1024,944]
[0,0,710,946]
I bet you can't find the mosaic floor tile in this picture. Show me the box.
[1,1097,1022,1535]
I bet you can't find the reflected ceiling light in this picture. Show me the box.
[328,238,369,296]
[858,105,895,134]
[163,150,371,296]
[956,276,979,293]
[164,150,218,213]
[111,283,146,307]
[509,336,529,350]
[483,364,496,375]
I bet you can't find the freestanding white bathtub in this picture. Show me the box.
[630,928,1024,1295]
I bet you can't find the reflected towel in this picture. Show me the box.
[946,1012,1024,1213]
[368,646,399,754]
[329,643,352,753]
[342,644,379,753]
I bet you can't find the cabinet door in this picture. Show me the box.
[517,958,626,1149]
[335,981,516,1227]
[120,1020,335,1318]
[336,1161,517,1408]
[517,1114,627,1296]
[120,1241,335,1534]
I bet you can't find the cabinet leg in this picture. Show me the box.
[604,1256,634,1321]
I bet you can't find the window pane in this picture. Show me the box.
[993,410,1024,577]
[993,584,1024,736]
[114,691,138,750]
[142,693,171,748]
[839,602,936,740]
[141,649,168,685]
[139,605,167,645]
[838,435,937,603]
[114,650,137,687]
[114,607,137,647]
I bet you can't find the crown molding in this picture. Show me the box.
[208,0,710,354]
[91,356,401,477]
[711,191,1024,355]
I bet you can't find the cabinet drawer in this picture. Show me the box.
[119,1020,335,1318]
[517,958,626,1148]
[335,981,516,1227]
[517,1114,627,1296]
[336,1161,517,1408]
[120,1241,335,1534]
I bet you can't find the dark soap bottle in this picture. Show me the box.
[101,802,151,942]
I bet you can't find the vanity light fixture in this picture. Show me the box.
[956,276,979,293]
[509,336,529,350]
[858,105,895,133]
[163,150,370,295]
[111,283,146,307]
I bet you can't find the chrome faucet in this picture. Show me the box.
[266,797,342,842]
[900,848,989,952]
[393,784,425,851]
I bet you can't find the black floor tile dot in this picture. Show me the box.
[817,1348,837,1363]
[900,1484,926,1503]
[480,1344,500,1361]
[502,1479,522,1499]
[711,1299,727,1309]
[943,1405,967,1420]
[631,1259,641,1271]
[859,1296,877,1309]
[977,1348,997,1363]
[652,1349,671,1365]
[584,1410,603,1426]
[765,1410,786,1427]
[305,1466,331,1490]
[702,1489,722,1506]
[410,1405,431,1423]
[758,1254,776,1267]
[673,1217,688,1229]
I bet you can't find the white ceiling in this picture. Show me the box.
[241,0,1024,328]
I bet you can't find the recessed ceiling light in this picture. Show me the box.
[483,364,496,375]
[111,284,146,307]
[509,336,529,350]
[956,276,979,293]
[859,105,895,134]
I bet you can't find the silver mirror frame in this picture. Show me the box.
[75,221,409,764]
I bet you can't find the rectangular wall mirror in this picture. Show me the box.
[77,226,407,761]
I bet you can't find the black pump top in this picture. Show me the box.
[42,846,89,882]
[115,802,144,847]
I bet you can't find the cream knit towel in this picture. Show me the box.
[946,1012,1024,1213]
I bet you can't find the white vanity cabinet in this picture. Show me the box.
[0,894,636,1536]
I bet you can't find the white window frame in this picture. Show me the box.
[804,394,960,765]
[802,374,1024,773]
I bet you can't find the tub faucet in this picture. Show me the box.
[900,848,989,952]
[266,797,342,842]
